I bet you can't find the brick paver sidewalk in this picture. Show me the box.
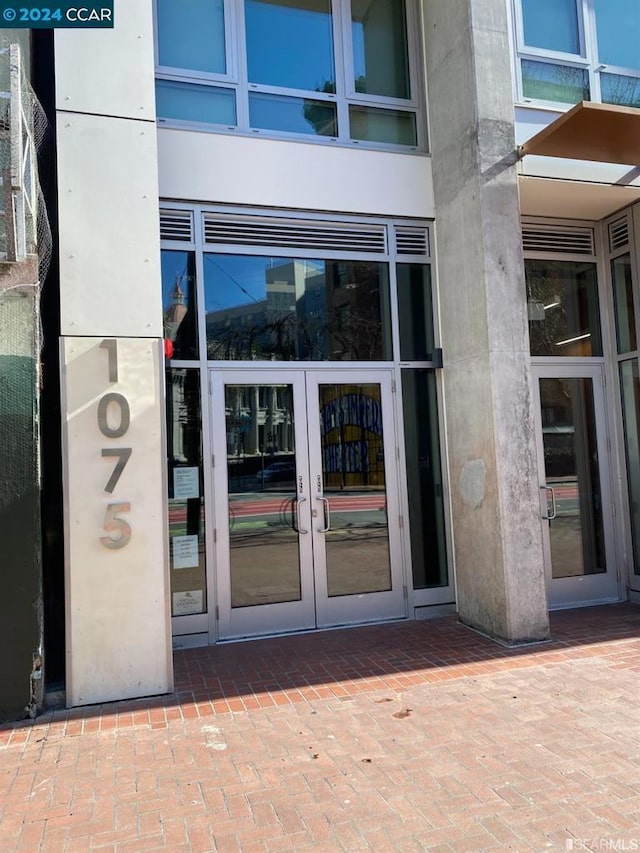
[1,604,639,852]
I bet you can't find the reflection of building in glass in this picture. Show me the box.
[164,275,188,343]
[206,258,389,361]
[167,370,201,469]
[225,385,294,459]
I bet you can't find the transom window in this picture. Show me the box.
[154,0,423,149]
[513,0,640,108]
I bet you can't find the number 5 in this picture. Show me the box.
[100,502,132,549]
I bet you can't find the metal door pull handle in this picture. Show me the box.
[317,496,330,532]
[294,496,308,534]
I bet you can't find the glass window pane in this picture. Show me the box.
[522,60,589,104]
[204,254,392,361]
[349,105,417,146]
[521,0,580,54]
[611,254,637,354]
[156,80,236,126]
[594,0,640,70]
[539,378,606,578]
[245,0,335,91]
[166,369,207,616]
[601,73,640,108]
[161,250,199,360]
[525,260,602,357]
[318,383,392,596]
[397,264,434,360]
[351,0,410,99]
[401,370,448,589]
[249,93,337,137]
[224,384,301,607]
[619,359,640,574]
[157,0,226,74]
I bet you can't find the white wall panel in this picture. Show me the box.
[158,129,435,219]
[57,112,162,337]
[54,0,156,121]
[61,337,172,707]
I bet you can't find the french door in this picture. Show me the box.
[532,364,620,608]
[209,369,406,639]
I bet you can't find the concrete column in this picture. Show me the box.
[423,0,550,641]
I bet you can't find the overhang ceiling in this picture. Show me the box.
[518,175,640,220]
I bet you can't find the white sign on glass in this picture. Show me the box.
[173,590,203,616]
[173,466,199,500]
[172,534,199,569]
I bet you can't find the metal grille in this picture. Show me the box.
[203,215,388,253]
[522,225,595,256]
[395,226,429,257]
[608,217,630,253]
[160,210,194,243]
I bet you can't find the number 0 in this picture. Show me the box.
[98,393,130,438]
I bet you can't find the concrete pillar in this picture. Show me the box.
[423,0,550,641]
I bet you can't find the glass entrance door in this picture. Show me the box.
[532,365,619,607]
[210,369,405,639]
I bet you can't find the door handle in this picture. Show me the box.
[294,496,308,534]
[316,496,330,532]
[540,485,557,520]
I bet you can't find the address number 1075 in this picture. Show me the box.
[99,339,132,549]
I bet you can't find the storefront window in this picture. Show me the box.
[203,254,392,361]
[611,254,637,354]
[161,250,199,360]
[397,263,435,360]
[619,360,640,575]
[166,368,207,616]
[526,260,602,357]
[402,370,447,589]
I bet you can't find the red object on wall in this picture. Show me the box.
[164,339,174,359]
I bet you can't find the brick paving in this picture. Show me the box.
[1,603,639,852]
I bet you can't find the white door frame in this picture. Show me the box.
[305,370,406,628]
[210,369,316,639]
[209,367,407,639]
[531,362,621,608]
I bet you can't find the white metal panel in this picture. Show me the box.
[57,112,162,337]
[61,337,173,707]
[54,0,156,121]
[157,129,435,219]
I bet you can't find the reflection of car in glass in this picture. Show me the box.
[256,461,296,484]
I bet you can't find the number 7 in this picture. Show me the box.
[101,447,132,493]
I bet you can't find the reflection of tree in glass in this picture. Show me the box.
[303,79,336,136]
[601,74,640,108]
[523,62,589,103]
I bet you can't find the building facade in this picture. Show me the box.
[6,0,638,713]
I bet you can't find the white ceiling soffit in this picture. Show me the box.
[518,176,640,221]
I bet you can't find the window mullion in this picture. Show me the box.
[332,0,349,141]
[576,0,589,59]
[224,0,239,82]
[581,0,602,100]
[234,0,250,131]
